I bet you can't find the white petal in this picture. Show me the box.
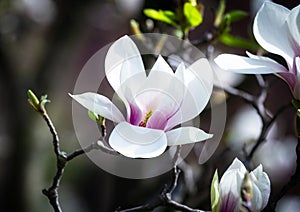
[109,122,167,158]
[251,183,264,211]
[105,35,146,99]
[287,4,300,53]
[253,2,294,65]
[166,127,212,146]
[226,158,247,173]
[70,92,125,123]
[296,57,300,78]
[151,55,174,74]
[215,54,287,74]
[166,59,213,130]
[250,165,271,209]
[183,58,213,112]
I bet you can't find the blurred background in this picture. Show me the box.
[0,0,299,211]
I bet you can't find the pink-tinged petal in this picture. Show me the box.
[220,191,239,212]
[294,57,300,100]
[146,110,169,130]
[164,63,187,129]
[219,169,244,212]
[119,72,147,120]
[219,159,247,211]
[276,72,296,91]
[166,127,212,146]
[215,54,287,74]
[130,70,185,128]
[129,103,143,125]
[109,122,167,158]
[69,92,125,123]
[166,59,213,130]
[151,55,174,75]
[250,165,271,209]
[287,4,300,55]
[105,35,146,100]
[253,2,294,65]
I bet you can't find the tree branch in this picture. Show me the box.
[41,111,66,212]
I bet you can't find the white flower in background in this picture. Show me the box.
[215,2,300,100]
[70,35,213,158]
[211,158,271,212]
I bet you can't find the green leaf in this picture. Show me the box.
[218,32,260,51]
[292,99,300,109]
[214,0,226,27]
[27,90,40,107]
[211,170,220,212]
[40,94,50,106]
[27,89,40,111]
[144,9,177,27]
[224,10,248,23]
[183,2,203,27]
[88,110,99,122]
[88,110,105,124]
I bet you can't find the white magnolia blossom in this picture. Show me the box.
[216,158,271,212]
[70,35,213,158]
[215,2,300,100]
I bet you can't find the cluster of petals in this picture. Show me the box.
[213,158,271,212]
[71,35,214,158]
[215,2,300,100]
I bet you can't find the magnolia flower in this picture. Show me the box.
[211,158,271,212]
[215,2,300,100]
[70,35,213,158]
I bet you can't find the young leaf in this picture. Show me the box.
[219,32,260,51]
[214,0,226,27]
[224,10,248,23]
[292,99,300,109]
[211,170,220,212]
[40,94,51,106]
[88,110,99,122]
[144,9,177,27]
[183,2,203,27]
[189,0,197,6]
[27,90,40,107]
[27,89,40,111]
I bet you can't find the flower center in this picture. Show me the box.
[138,110,153,127]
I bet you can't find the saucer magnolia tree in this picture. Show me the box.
[71,35,213,158]
[215,2,300,100]
[25,0,300,211]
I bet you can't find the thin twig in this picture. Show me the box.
[116,167,204,212]
[42,112,61,155]
[216,77,291,163]
[246,103,291,161]
[67,140,118,161]
[39,108,113,212]
[264,114,300,211]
